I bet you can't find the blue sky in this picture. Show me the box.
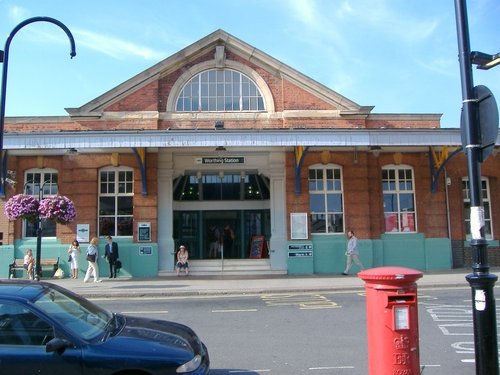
[0,0,498,128]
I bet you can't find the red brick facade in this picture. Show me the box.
[1,29,498,272]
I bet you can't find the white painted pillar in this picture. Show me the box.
[268,152,287,271]
[157,151,176,272]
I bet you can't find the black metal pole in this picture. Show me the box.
[454,1,499,374]
[34,181,44,281]
[0,17,75,278]
[0,17,76,187]
[35,225,42,281]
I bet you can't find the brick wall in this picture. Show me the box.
[0,153,158,246]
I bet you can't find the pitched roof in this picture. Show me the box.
[65,29,368,117]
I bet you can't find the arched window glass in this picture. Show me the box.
[176,69,265,112]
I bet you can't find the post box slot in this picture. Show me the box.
[387,295,415,305]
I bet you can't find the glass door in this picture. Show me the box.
[174,209,271,260]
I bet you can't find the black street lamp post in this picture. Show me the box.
[24,179,57,281]
[0,17,76,193]
[454,1,500,374]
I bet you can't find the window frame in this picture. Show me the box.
[462,176,493,240]
[23,169,58,239]
[382,165,417,233]
[98,167,134,238]
[308,163,344,234]
[173,172,270,201]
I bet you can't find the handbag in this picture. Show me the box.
[86,253,96,262]
[68,254,72,262]
[53,268,64,279]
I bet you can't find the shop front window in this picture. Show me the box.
[98,168,133,237]
[309,164,344,234]
[382,166,416,233]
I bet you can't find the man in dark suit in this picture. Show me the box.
[104,235,119,278]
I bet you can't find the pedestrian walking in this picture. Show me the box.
[342,230,364,275]
[84,237,102,283]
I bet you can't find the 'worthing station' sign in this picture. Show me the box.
[195,157,245,164]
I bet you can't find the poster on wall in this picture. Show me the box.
[401,212,415,232]
[291,213,308,240]
[249,235,269,258]
[76,224,90,243]
[384,213,398,232]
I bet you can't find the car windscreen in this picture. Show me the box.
[33,287,113,341]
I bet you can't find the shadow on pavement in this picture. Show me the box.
[210,370,260,374]
[111,284,188,289]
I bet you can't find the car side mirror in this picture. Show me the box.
[46,337,72,354]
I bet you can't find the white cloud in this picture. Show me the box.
[289,0,317,26]
[7,5,30,23]
[417,57,459,77]
[74,29,166,61]
[286,0,346,49]
[341,0,441,44]
[288,0,440,45]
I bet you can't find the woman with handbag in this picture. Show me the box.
[68,239,81,279]
[84,237,102,283]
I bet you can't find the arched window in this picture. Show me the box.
[176,69,265,112]
[98,167,133,237]
[24,169,58,238]
[308,164,344,234]
[382,165,417,233]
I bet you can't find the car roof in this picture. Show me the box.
[0,279,51,302]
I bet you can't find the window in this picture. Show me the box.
[309,165,344,234]
[0,302,54,346]
[176,69,265,112]
[382,166,416,233]
[98,168,133,237]
[462,177,493,240]
[24,170,58,238]
[173,173,270,201]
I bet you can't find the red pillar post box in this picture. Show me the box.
[358,267,423,375]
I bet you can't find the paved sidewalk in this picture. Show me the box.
[45,268,485,298]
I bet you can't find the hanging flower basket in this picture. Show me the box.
[39,196,77,224]
[4,194,39,222]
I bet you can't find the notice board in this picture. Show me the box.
[249,235,269,259]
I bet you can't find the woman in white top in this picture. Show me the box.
[23,249,34,280]
[68,239,81,279]
[84,237,102,283]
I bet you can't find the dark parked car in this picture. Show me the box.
[0,279,209,374]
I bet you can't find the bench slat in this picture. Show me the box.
[8,258,60,279]
[11,258,58,268]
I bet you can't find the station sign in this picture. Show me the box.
[195,156,245,164]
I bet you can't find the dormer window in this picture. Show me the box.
[176,69,265,112]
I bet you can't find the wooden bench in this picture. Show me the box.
[9,257,59,279]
